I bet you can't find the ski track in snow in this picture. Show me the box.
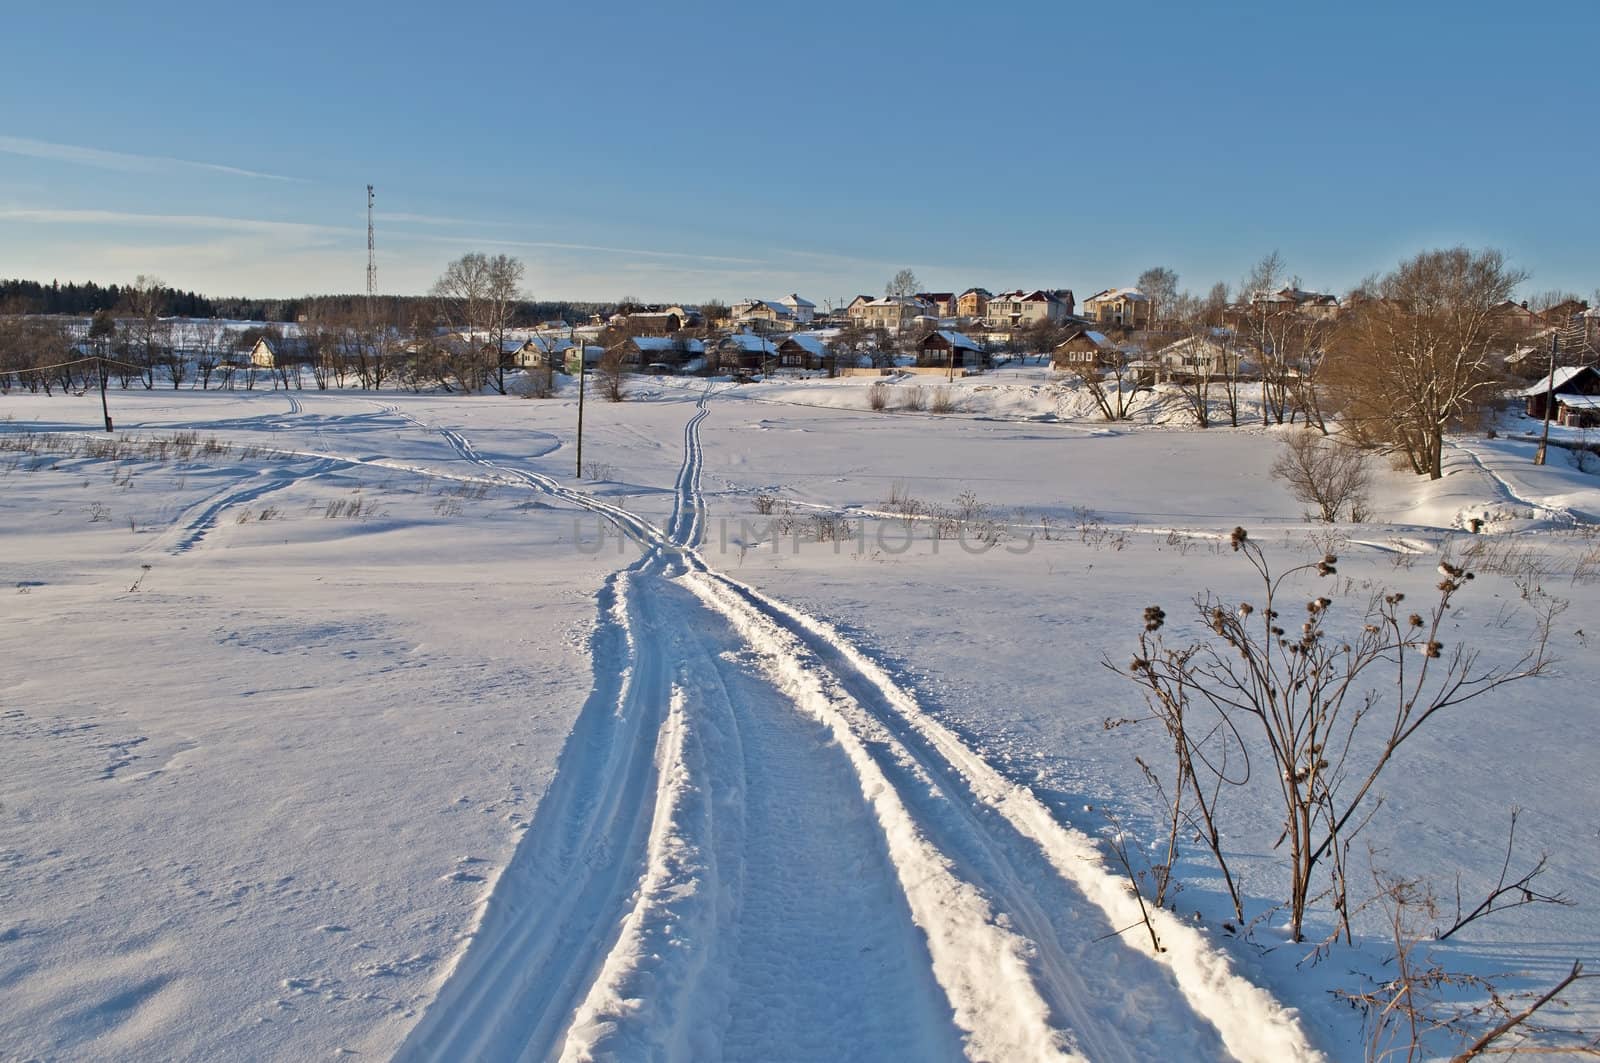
[377,393,1325,1063]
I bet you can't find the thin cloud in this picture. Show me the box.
[0,207,351,238]
[0,135,307,183]
[374,211,540,228]
[396,229,767,266]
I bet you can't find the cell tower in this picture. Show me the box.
[365,184,376,324]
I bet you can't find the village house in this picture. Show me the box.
[1239,287,1342,321]
[775,333,831,371]
[1539,298,1591,329]
[1050,327,1119,372]
[1492,300,1542,335]
[1523,365,1600,423]
[609,335,705,371]
[915,292,958,317]
[1081,288,1151,330]
[715,332,779,372]
[617,310,685,336]
[956,288,991,319]
[247,336,279,369]
[1151,332,1251,382]
[242,334,316,369]
[778,294,817,325]
[505,335,578,370]
[847,295,930,334]
[985,289,1075,329]
[918,330,986,370]
[732,299,796,331]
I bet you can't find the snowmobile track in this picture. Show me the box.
[392,392,1324,1063]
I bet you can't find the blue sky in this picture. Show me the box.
[2,0,1596,305]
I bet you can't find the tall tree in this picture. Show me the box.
[1137,266,1179,328]
[1327,247,1525,479]
[122,274,168,389]
[885,268,919,300]
[430,252,526,392]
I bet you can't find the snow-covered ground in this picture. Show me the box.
[2,376,1597,1061]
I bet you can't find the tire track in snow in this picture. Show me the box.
[392,394,1324,1062]
[162,457,341,554]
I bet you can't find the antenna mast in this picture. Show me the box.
[365,184,376,324]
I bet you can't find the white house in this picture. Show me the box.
[778,294,817,325]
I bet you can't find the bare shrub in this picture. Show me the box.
[1272,429,1373,522]
[809,512,854,543]
[867,382,888,411]
[928,386,956,414]
[323,496,381,519]
[597,357,627,402]
[754,491,779,515]
[519,366,554,399]
[581,460,617,482]
[902,386,928,412]
[1112,528,1554,943]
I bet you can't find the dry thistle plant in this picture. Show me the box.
[1108,527,1557,944]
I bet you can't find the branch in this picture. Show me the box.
[1437,810,1571,941]
[1451,961,1590,1062]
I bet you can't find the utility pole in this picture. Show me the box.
[575,338,586,478]
[97,357,112,432]
[1535,331,1558,466]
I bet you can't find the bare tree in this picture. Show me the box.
[597,348,627,402]
[1137,266,1180,329]
[1068,345,1143,421]
[190,320,224,390]
[430,252,526,392]
[886,268,920,300]
[1327,248,1526,479]
[122,274,168,389]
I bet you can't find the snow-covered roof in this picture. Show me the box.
[853,295,929,309]
[929,330,982,351]
[1084,287,1149,305]
[736,300,794,318]
[779,293,816,308]
[1557,394,1600,410]
[630,336,705,354]
[1521,366,1593,396]
[780,334,829,357]
[989,289,1063,304]
[1057,328,1116,350]
[720,333,777,353]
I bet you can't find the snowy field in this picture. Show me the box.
[2,375,1597,1061]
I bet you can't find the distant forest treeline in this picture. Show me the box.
[0,278,601,325]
